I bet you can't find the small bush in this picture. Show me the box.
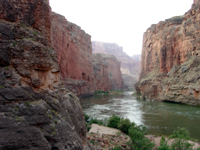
[84,113,90,122]
[90,140,95,145]
[14,108,18,111]
[109,146,122,150]
[86,122,91,131]
[94,90,109,95]
[107,114,121,128]
[171,138,193,150]
[117,118,133,134]
[157,136,171,150]
[169,127,190,140]
[128,124,154,150]
[89,118,103,125]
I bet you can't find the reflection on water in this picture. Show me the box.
[80,92,200,140]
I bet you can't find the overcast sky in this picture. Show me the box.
[50,0,193,56]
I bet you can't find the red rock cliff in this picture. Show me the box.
[92,41,140,89]
[92,54,110,91]
[0,0,92,149]
[136,0,200,106]
[51,12,94,97]
[92,53,123,90]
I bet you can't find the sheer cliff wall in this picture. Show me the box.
[136,0,200,106]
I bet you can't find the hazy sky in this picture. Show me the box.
[50,0,193,56]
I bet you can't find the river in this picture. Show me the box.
[80,91,200,140]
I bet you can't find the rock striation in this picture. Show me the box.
[51,12,94,97]
[92,53,123,91]
[92,41,140,90]
[136,0,200,106]
[0,0,92,149]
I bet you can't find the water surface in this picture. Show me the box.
[80,91,200,140]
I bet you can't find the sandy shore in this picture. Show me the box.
[89,124,122,135]
[89,124,200,149]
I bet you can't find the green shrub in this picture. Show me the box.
[89,118,103,125]
[128,125,154,150]
[109,146,122,150]
[117,118,133,134]
[171,138,193,150]
[90,140,95,145]
[86,122,91,131]
[94,90,109,95]
[14,108,19,111]
[84,113,90,122]
[157,136,171,150]
[169,127,190,140]
[107,114,121,128]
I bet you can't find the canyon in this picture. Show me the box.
[0,0,125,149]
[136,0,200,106]
[92,41,141,90]
[51,14,124,96]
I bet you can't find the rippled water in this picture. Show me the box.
[80,91,200,139]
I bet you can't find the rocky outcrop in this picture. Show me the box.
[51,13,94,97]
[92,53,123,91]
[0,0,92,149]
[92,41,140,89]
[136,0,200,106]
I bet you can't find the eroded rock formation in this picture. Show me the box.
[92,41,140,89]
[92,53,123,91]
[0,0,92,149]
[136,0,200,106]
[51,13,94,97]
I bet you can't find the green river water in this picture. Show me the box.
[80,91,200,140]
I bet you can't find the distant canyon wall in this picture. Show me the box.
[92,41,141,89]
[0,0,92,149]
[136,0,200,106]
[92,53,124,91]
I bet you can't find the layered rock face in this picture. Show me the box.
[0,0,92,149]
[92,53,123,91]
[136,0,200,105]
[92,41,140,89]
[51,13,94,97]
[92,54,110,91]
